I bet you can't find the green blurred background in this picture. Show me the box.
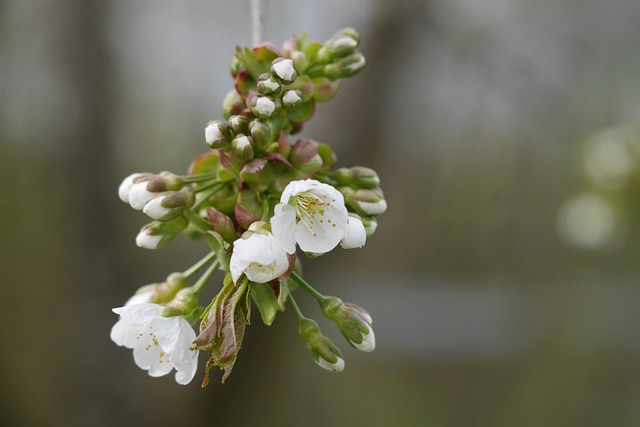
[2,0,640,426]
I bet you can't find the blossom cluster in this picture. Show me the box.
[111,29,386,386]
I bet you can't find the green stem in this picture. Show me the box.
[184,210,212,233]
[183,252,216,280]
[260,197,270,222]
[289,272,326,303]
[192,181,230,210]
[287,293,308,322]
[191,261,220,296]
[180,173,218,183]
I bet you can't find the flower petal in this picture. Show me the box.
[112,303,164,324]
[271,204,297,253]
[340,216,366,249]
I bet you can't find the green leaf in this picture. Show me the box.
[205,231,230,271]
[250,282,280,326]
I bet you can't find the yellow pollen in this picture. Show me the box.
[332,224,336,227]
[313,233,317,237]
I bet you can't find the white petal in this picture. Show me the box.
[125,289,154,306]
[110,319,143,348]
[244,248,289,283]
[271,204,297,253]
[143,196,172,220]
[283,90,302,105]
[173,350,199,385]
[129,182,155,210]
[273,58,295,81]
[136,231,163,249]
[364,218,378,237]
[113,303,164,323]
[235,135,251,150]
[358,199,387,215]
[254,97,275,116]
[118,173,142,203]
[340,216,366,249]
[316,356,345,373]
[352,327,375,352]
[295,201,348,254]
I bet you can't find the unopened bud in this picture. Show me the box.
[164,288,199,317]
[324,52,366,80]
[340,214,366,249]
[222,90,245,119]
[271,58,297,84]
[228,115,250,135]
[143,188,196,221]
[251,96,276,118]
[125,273,189,306]
[332,166,380,189]
[257,73,282,95]
[298,318,345,373]
[343,188,387,216]
[205,121,231,148]
[129,179,156,210]
[282,90,303,111]
[118,173,145,203]
[249,120,272,153]
[312,77,340,103]
[360,216,378,237]
[318,28,360,63]
[207,209,237,244]
[232,135,254,162]
[136,216,188,250]
[320,297,375,352]
[290,139,323,173]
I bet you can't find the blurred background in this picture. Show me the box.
[2,0,640,426]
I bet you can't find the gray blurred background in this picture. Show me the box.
[2,0,640,426]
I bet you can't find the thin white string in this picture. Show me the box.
[251,0,270,46]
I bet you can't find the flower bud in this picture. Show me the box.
[126,272,189,306]
[290,139,323,173]
[343,187,387,216]
[118,173,144,203]
[143,187,196,220]
[251,96,276,118]
[312,77,340,103]
[360,216,378,237]
[129,179,156,210]
[324,52,366,80]
[136,216,188,250]
[317,28,360,63]
[249,120,272,153]
[291,51,308,74]
[228,115,250,135]
[298,318,345,373]
[320,297,375,352]
[240,158,275,193]
[222,89,245,119]
[232,135,254,162]
[164,288,199,317]
[282,90,303,111]
[332,166,380,189]
[340,214,366,249]
[257,73,282,95]
[271,58,297,84]
[205,121,232,148]
[207,209,237,244]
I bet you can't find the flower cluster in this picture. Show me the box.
[111,29,386,386]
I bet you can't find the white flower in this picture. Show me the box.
[235,135,251,150]
[110,303,199,385]
[136,228,163,249]
[271,179,349,254]
[230,231,289,284]
[316,355,345,373]
[129,181,155,210]
[118,173,143,203]
[205,122,225,145]
[253,96,276,117]
[272,58,296,81]
[143,195,172,220]
[340,215,366,249]
[358,199,387,215]
[125,289,154,306]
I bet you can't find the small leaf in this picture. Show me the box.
[205,231,230,270]
[250,281,280,326]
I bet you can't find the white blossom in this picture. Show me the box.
[235,135,252,150]
[205,122,224,145]
[271,179,349,254]
[110,303,199,385]
[230,230,289,284]
[143,195,172,220]
[282,90,302,105]
[118,173,143,203]
[340,215,366,249]
[352,326,375,352]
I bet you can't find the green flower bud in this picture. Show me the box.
[324,52,366,80]
[228,115,250,135]
[206,209,237,244]
[291,51,308,74]
[317,28,360,63]
[343,187,387,216]
[320,297,375,352]
[332,166,380,189]
[126,272,189,305]
[143,187,195,221]
[257,73,282,95]
[312,77,340,103]
[249,120,272,153]
[360,216,378,237]
[232,135,254,162]
[205,121,232,148]
[282,90,303,111]
[297,318,344,373]
[164,288,199,317]
[222,90,246,119]
[290,139,323,173]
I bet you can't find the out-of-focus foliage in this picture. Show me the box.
[2,0,640,426]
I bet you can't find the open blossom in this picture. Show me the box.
[110,303,199,385]
[271,179,349,254]
[230,230,289,284]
